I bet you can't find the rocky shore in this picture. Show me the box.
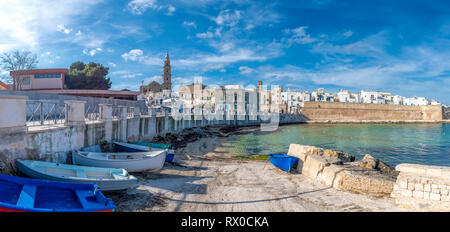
[288,144,398,197]
[103,124,411,212]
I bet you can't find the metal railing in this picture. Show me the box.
[127,107,134,118]
[85,104,100,121]
[26,100,66,127]
[112,106,121,120]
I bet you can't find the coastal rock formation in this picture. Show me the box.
[288,144,397,197]
[287,144,355,163]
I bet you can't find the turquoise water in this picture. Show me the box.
[221,123,450,167]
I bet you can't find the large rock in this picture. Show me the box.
[355,154,378,169]
[288,144,355,162]
[302,155,342,180]
[353,154,398,176]
[333,165,396,197]
[290,144,396,197]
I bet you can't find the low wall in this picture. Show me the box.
[301,102,443,121]
[0,94,304,174]
[390,164,450,211]
[1,90,147,114]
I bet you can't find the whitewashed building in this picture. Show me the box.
[337,90,360,103]
[360,90,391,104]
[403,97,429,106]
[312,88,335,102]
[281,90,310,113]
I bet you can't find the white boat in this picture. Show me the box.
[16,159,137,191]
[72,149,167,172]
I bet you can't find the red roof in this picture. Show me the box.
[0,80,10,90]
[10,69,68,76]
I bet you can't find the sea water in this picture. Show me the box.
[221,123,450,167]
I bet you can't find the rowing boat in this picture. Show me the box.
[268,154,299,173]
[16,159,137,191]
[72,149,167,172]
[0,174,116,212]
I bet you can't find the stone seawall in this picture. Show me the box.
[0,93,305,174]
[287,144,397,197]
[301,102,443,121]
[391,164,450,211]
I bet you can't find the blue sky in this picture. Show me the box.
[1,0,449,104]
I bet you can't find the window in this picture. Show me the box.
[22,77,30,85]
[34,74,61,79]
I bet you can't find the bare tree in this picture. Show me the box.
[0,50,38,90]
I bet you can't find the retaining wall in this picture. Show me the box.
[301,102,443,121]
[0,94,304,174]
[390,164,450,211]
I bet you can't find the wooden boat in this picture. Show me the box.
[268,154,299,173]
[72,149,167,172]
[0,174,116,212]
[16,160,137,191]
[130,141,175,162]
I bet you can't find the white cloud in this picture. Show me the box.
[127,0,176,16]
[121,49,144,61]
[239,66,255,74]
[111,70,143,79]
[83,47,102,56]
[121,49,162,65]
[344,30,354,37]
[0,0,103,52]
[127,0,158,15]
[183,21,197,29]
[283,26,317,46]
[196,31,214,39]
[108,62,117,68]
[311,31,389,57]
[166,5,176,16]
[56,24,72,34]
[213,9,241,27]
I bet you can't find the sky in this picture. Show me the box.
[0,0,449,104]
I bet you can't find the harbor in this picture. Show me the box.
[0,0,449,214]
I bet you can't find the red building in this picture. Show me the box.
[9,69,139,100]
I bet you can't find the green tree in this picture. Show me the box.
[65,61,112,89]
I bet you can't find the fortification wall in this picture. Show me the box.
[301,102,443,121]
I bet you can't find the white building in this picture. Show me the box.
[312,88,335,102]
[360,90,391,104]
[337,90,360,103]
[281,90,310,113]
[403,97,429,106]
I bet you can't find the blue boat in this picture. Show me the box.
[0,174,116,212]
[129,142,175,162]
[268,154,299,173]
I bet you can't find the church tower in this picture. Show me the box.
[161,51,172,91]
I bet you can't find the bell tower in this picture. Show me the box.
[162,51,172,91]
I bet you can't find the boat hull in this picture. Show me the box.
[0,174,116,212]
[16,160,137,191]
[268,154,299,172]
[113,142,150,152]
[129,142,175,162]
[72,150,167,172]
